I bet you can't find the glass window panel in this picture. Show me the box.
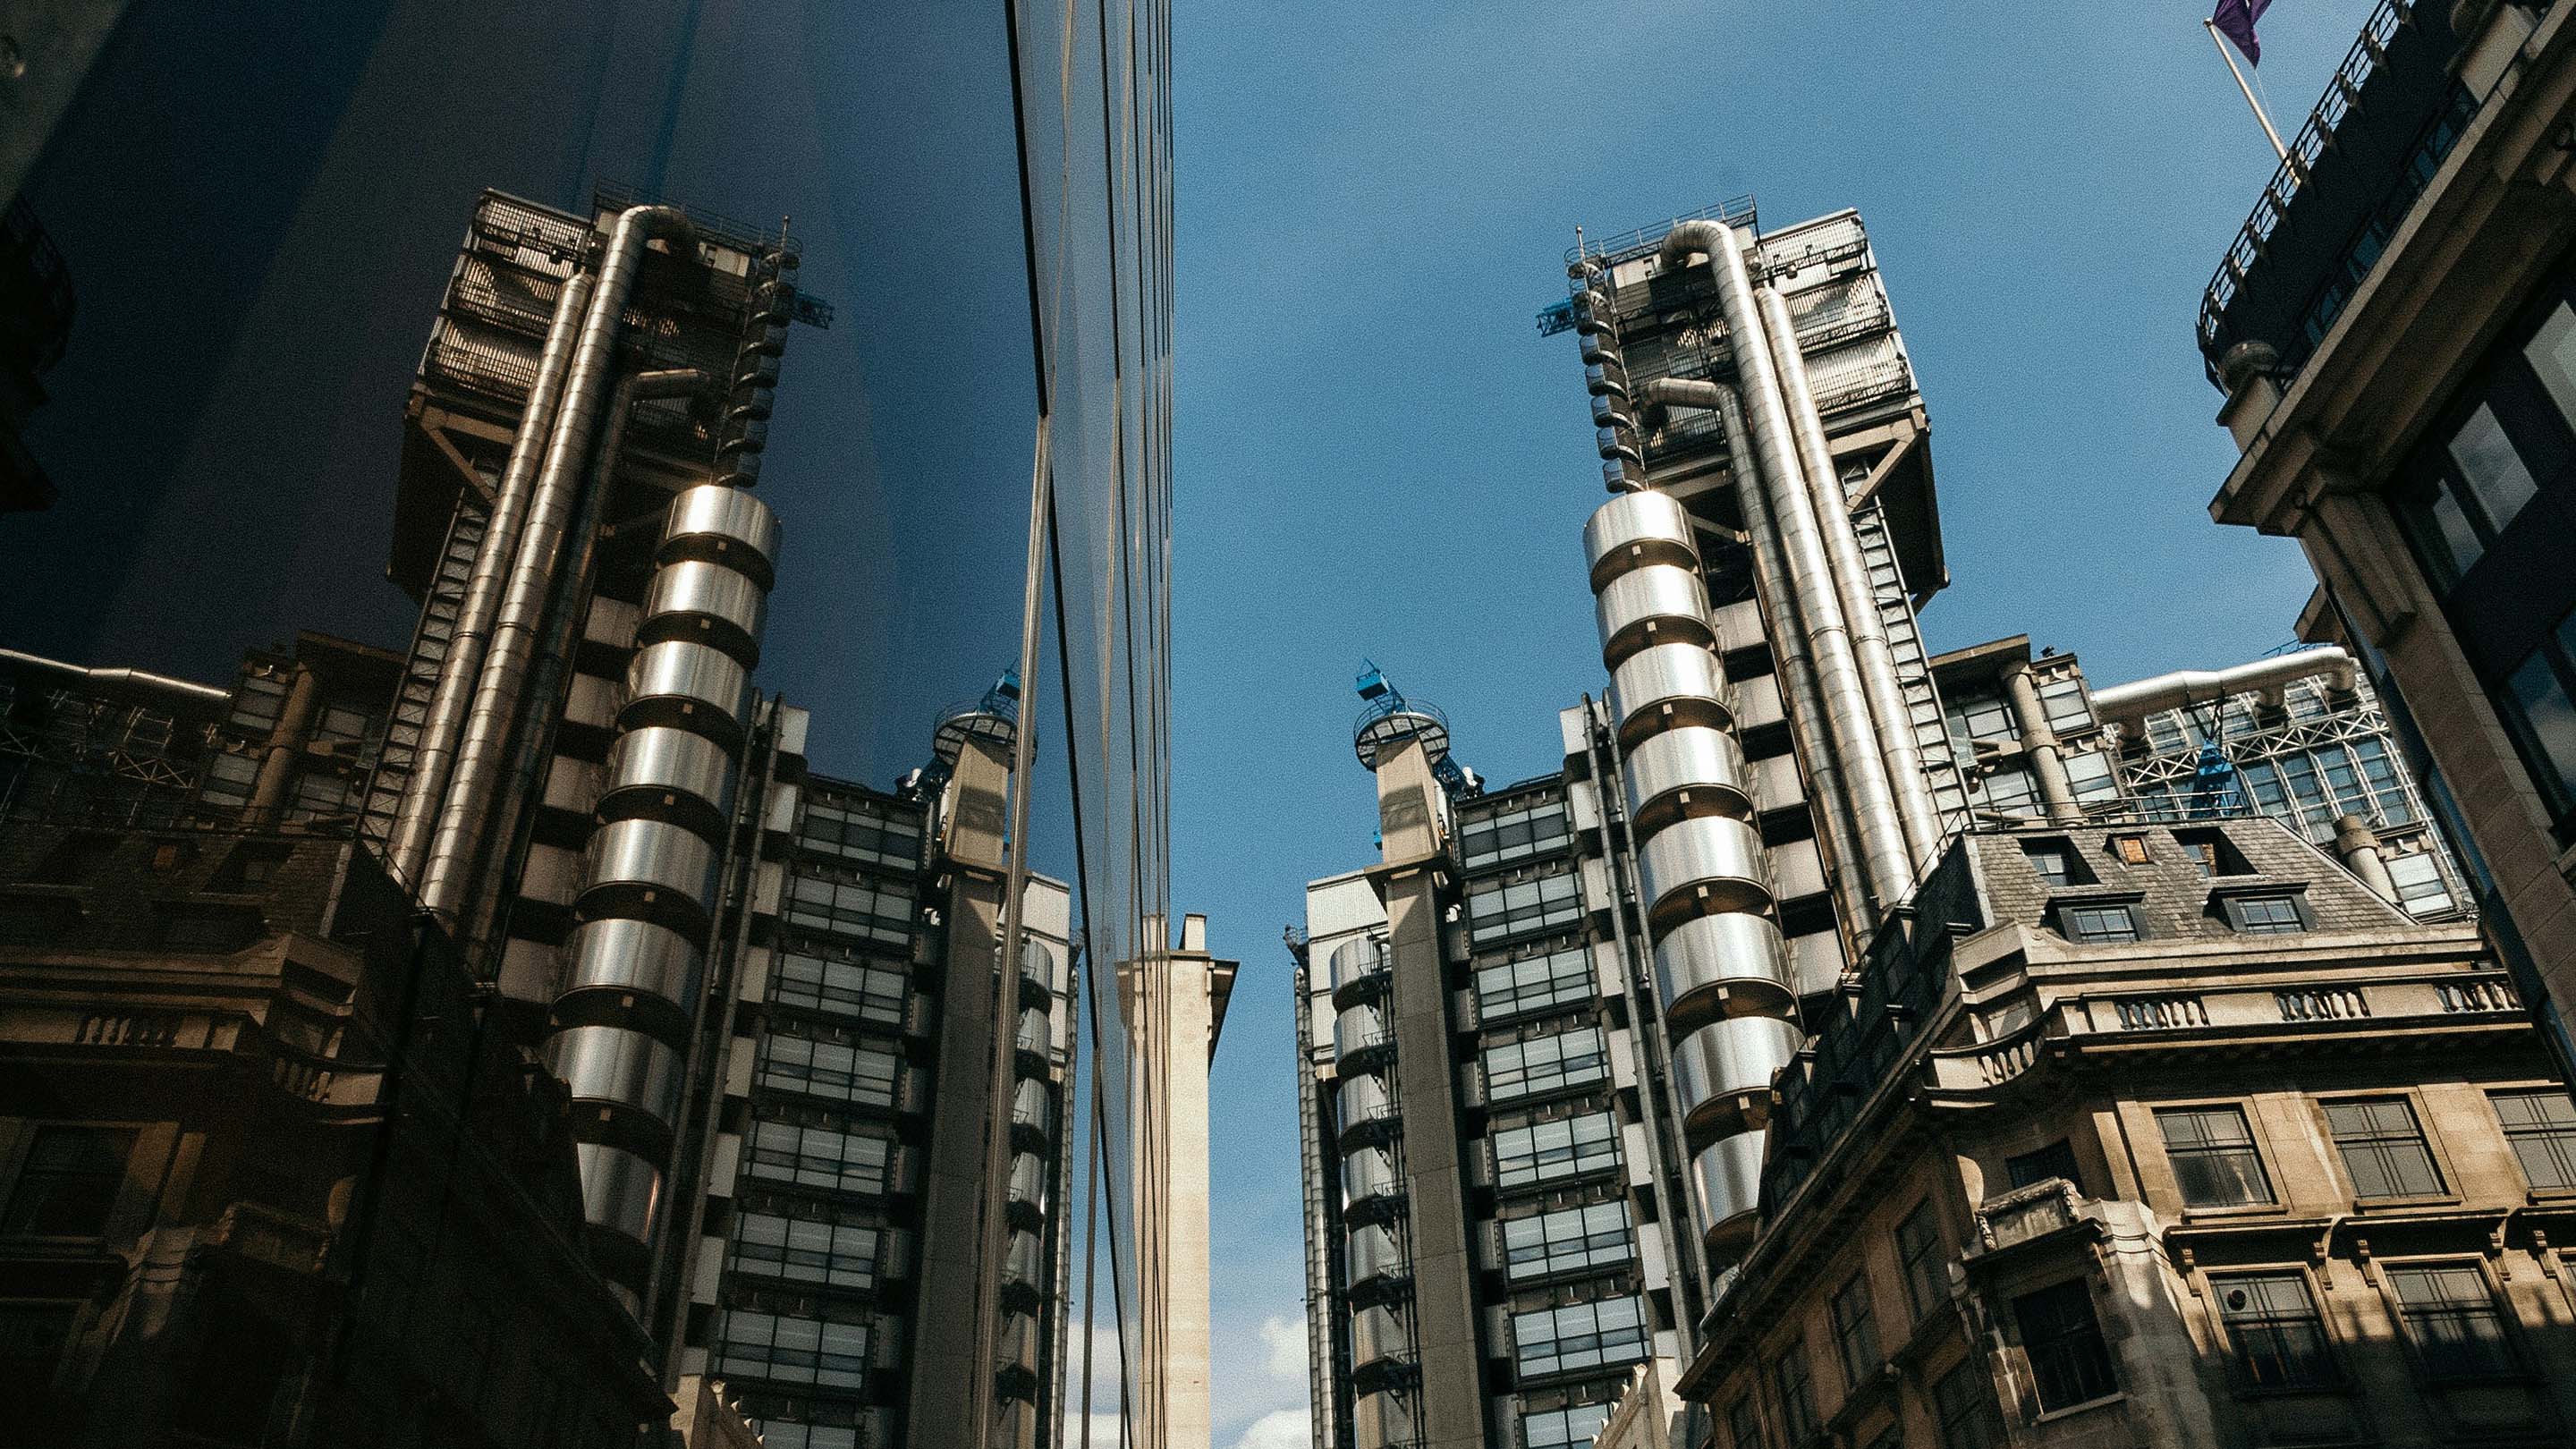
[2013,1279,2116,1411]
[1492,1112,1620,1191]
[2325,1098,2445,1199]
[2493,1089,2576,1191]
[2449,402,2542,535]
[2526,302,2576,427]
[2,1125,135,1237]
[2387,1264,2514,1380]
[1770,1341,1817,1441]
[1895,1201,1945,1321]
[2157,1106,2274,1208]
[1510,1296,1648,1378]
[1482,1026,1607,1104]
[2215,1271,2337,1388]
[1933,1360,2001,1449]
[1502,1200,1632,1281]
[1831,1274,1881,1386]
[1474,945,1594,1022]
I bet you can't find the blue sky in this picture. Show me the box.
[1165,4,2371,1445]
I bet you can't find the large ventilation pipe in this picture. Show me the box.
[1627,374,1877,940]
[386,271,596,887]
[1658,220,1914,911]
[1753,284,1945,868]
[462,368,712,955]
[545,482,776,1293]
[419,205,697,922]
[1587,488,1801,1265]
[2086,646,2359,732]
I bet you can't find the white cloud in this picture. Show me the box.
[1257,1314,1308,1379]
[1233,1408,1310,1449]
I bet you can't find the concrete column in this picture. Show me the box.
[2334,814,2403,903]
[248,664,322,823]
[2001,661,2081,823]
[1122,913,1234,1449]
[1368,742,1486,1449]
[908,737,1014,1443]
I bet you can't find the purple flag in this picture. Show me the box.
[2212,0,2272,64]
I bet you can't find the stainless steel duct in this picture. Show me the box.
[0,648,234,706]
[1707,383,1878,940]
[2086,646,2358,729]
[420,206,697,921]
[544,481,775,1283]
[1659,220,1915,911]
[1754,284,1945,869]
[1583,488,1798,1262]
[386,271,595,886]
[463,368,711,955]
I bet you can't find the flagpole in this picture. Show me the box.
[2206,18,2291,163]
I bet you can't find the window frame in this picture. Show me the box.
[2490,1086,2576,1194]
[2319,1094,2452,1204]
[1770,1337,1818,1442]
[1830,1271,1883,1389]
[2054,900,2142,946]
[1894,1200,1947,1323]
[2384,1258,2521,1383]
[2154,1103,2278,1212]
[2209,1268,2342,1392]
[2012,1277,2120,1414]
[2218,892,2309,936]
[1,1123,139,1240]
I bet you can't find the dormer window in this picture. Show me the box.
[2058,902,2142,945]
[2222,892,2309,936]
[2021,838,2090,887]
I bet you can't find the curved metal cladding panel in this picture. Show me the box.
[1623,725,1755,831]
[1337,1071,1398,1136]
[1328,935,1391,1009]
[1610,642,1733,742]
[1635,814,1772,930]
[1004,1228,1046,1290]
[550,1023,688,1126]
[1689,1130,1769,1253]
[1594,564,1716,666]
[1349,1303,1411,1371]
[997,1308,1043,1372]
[1352,1389,1419,1449]
[1008,1151,1049,1216]
[621,640,753,743]
[1584,487,1699,588]
[574,1140,664,1244]
[657,482,780,589]
[1670,1015,1802,1146]
[559,916,703,1010]
[1334,999,1391,1064]
[1012,1078,1055,1142]
[1342,1143,1402,1209]
[1014,1004,1052,1060]
[597,725,739,837]
[576,817,723,938]
[1344,1221,1406,1292]
[637,560,768,665]
[1653,911,1795,1034]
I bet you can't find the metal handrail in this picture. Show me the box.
[2197,0,2417,354]
[1563,196,1758,267]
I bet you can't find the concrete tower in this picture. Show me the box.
[1122,914,1236,1449]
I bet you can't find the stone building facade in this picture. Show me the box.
[1675,815,2575,1449]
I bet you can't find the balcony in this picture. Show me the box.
[2198,0,2498,386]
